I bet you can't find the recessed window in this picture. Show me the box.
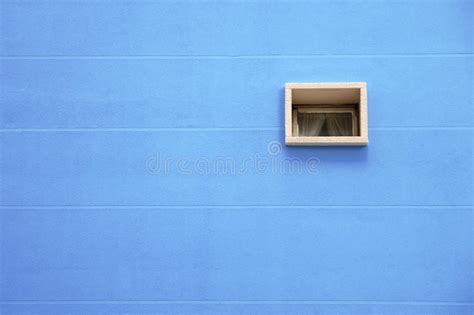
[285,82,368,146]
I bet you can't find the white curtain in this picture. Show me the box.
[325,113,353,136]
[298,113,352,136]
[298,113,326,136]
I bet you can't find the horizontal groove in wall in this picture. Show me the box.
[0,205,472,210]
[1,127,473,132]
[0,53,473,60]
[0,0,469,2]
[1,0,470,3]
[0,300,472,306]
[1,302,473,307]
[0,128,281,132]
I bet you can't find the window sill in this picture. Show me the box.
[285,136,368,146]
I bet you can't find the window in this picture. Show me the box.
[285,82,368,145]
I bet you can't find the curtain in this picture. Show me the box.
[325,113,353,136]
[298,113,326,136]
[298,113,353,136]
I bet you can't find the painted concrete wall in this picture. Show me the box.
[0,0,473,314]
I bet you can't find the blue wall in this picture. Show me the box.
[1,0,473,314]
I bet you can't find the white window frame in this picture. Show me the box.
[285,82,368,146]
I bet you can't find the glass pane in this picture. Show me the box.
[298,112,353,136]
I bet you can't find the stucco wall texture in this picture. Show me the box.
[0,1,473,314]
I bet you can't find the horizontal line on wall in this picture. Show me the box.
[1,300,472,306]
[0,205,471,210]
[0,53,472,60]
[0,127,473,132]
[0,0,470,3]
[371,126,474,130]
[0,127,281,132]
